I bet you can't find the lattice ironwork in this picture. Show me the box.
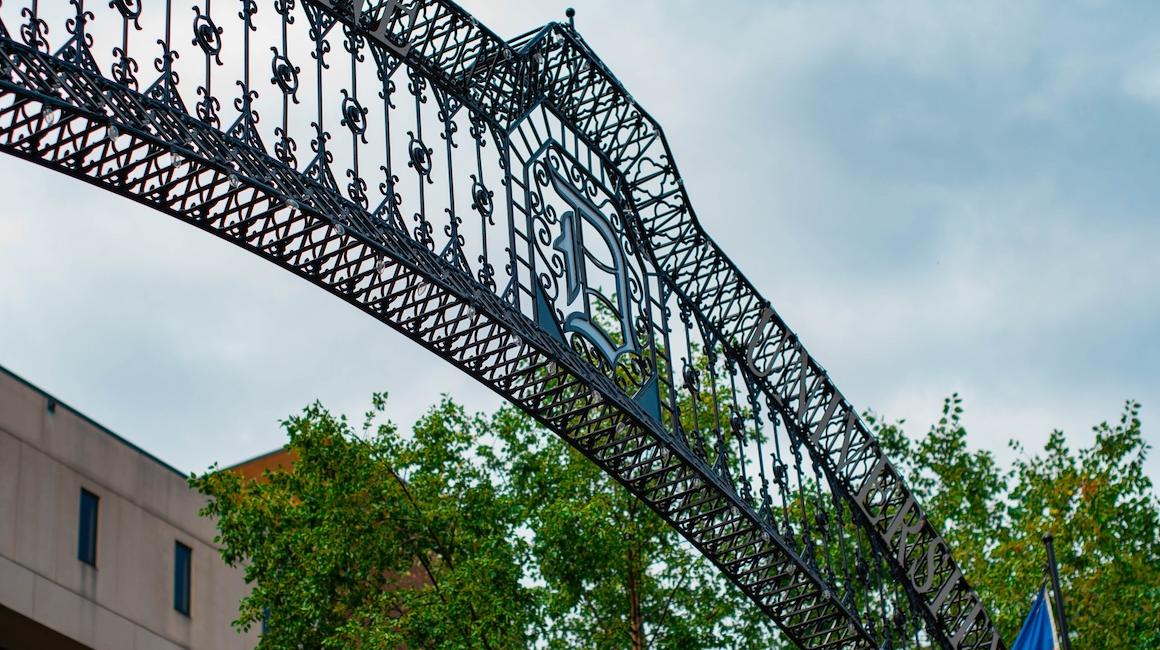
[0,2,1004,649]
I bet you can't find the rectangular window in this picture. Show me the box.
[77,489,99,566]
[174,541,192,616]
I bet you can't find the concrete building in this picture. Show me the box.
[0,365,261,650]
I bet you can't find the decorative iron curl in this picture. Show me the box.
[270,49,301,102]
[192,8,223,64]
[110,0,142,21]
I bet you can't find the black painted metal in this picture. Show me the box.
[1042,535,1071,650]
[0,2,1004,649]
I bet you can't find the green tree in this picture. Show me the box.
[870,396,1160,648]
[492,402,774,649]
[195,384,1158,649]
[192,396,539,649]
[193,392,776,649]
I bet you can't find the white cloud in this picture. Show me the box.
[1123,50,1160,109]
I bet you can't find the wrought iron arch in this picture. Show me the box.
[0,2,1003,649]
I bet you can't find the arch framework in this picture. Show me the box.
[0,2,1003,648]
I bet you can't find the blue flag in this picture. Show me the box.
[1011,587,1060,650]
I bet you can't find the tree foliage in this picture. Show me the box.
[193,393,775,649]
[870,396,1160,649]
[192,396,538,649]
[194,388,1158,649]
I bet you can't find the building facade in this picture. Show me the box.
[0,366,261,650]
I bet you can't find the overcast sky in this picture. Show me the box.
[0,0,1156,484]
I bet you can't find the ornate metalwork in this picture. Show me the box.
[0,2,1004,649]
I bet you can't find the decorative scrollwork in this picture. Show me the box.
[238,0,258,27]
[274,0,297,19]
[470,175,493,223]
[110,0,142,21]
[440,111,459,148]
[152,38,181,82]
[442,212,466,257]
[274,127,299,168]
[682,360,699,393]
[380,76,397,109]
[20,8,49,51]
[308,24,332,68]
[192,9,223,64]
[309,122,332,160]
[346,169,369,209]
[111,47,139,90]
[340,90,367,141]
[270,49,301,103]
[64,3,95,54]
[406,66,428,103]
[407,131,433,181]
[468,111,488,145]
[232,83,260,128]
[477,258,497,291]
[342,22,367,63]
[412,212,435,250]
[196,86,221,127]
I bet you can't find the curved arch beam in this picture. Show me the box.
[0,3,1002,649]
[305,5,1003,649]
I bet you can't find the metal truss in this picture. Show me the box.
[0,2,1003,649]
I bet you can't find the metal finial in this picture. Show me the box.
[566,7,576,30]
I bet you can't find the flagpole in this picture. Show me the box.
[1043,534,1072,650]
